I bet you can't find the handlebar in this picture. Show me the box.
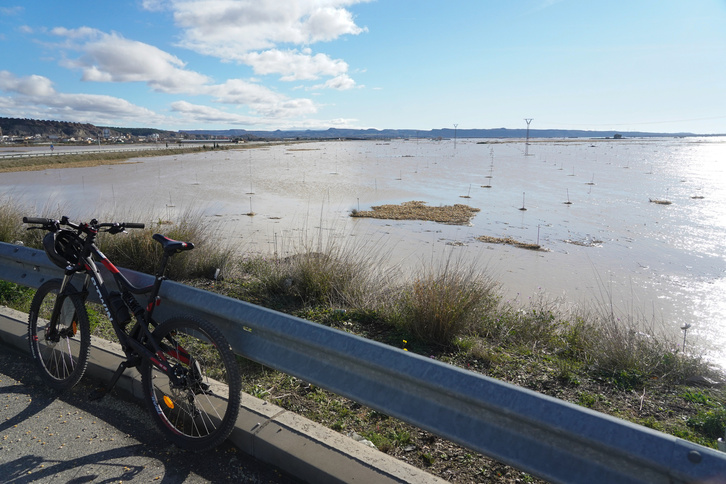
[23,216,145,233]
[22,217,56,225]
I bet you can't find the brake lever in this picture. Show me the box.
[105,224,127,235]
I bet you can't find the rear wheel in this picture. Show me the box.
[141,316,241,451]
[28,279,91,391]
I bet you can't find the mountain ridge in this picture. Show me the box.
[1,117,719,141]
[182,126,706,139]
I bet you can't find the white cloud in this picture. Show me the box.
[0,70,160,125]
[312,73,358,90]
[171,0,367,53]
[0,71,55,97]
[303,5,366,43]
[53,28,211,93]
[206,79,317,117]
[158,0,367,84]
[50,26,101,40]
[0,6,23,16]
[49,26,321,117]
[241,49,348,81]
[140,0,168,11]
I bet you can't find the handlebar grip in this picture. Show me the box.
[124,223,145,229]
[23,217,55,225]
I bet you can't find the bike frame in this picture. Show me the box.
[58,236,176,375]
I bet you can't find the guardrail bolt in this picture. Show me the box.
[688,450,702,464]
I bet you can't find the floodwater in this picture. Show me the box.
[2,137,725,365]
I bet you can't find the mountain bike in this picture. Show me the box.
[22,216,241,452]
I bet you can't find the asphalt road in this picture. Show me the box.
[0,344,300,484]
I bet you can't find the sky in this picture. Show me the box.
[0,0,725,134]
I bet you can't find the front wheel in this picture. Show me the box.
[28,279,91,391]
[140,316,241,451]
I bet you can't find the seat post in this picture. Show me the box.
[147,252,171,307]
[156,252,172,279]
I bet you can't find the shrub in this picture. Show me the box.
[392,257,498,345]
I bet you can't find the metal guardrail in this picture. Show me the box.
[1,241,725,484]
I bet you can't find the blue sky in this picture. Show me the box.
[1,0,725,133]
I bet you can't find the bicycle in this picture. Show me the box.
[22,215,241,452]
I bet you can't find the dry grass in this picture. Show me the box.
[350,200,480,225]
[0,196,52,247]
[240,227,396,310]
[95,209,236,280]
[477,234,542,251]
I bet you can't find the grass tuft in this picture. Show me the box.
[391,256,499,345]
[96,208,235,280]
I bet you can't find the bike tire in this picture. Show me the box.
[28,279,91,391]
[140,316,241,451]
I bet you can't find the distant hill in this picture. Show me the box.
[0,116,714,142]
[0,117,106,140]
[0,117,176,141]
[181,126,704,140]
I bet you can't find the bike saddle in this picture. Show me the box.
[152,234,195,254]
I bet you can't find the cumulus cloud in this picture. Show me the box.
[241,49,348,81]
[206,79,317,117]
[312,73,358,90]
[6,1,368,128]
[53,28,211,93]
[48,25,321,119]
[0,71,55,97]
[171,0,367,53]
[150,0,368,86]
[0,70,161,125]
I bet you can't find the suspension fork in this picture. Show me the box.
[46,271,87,340]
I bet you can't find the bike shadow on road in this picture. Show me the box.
[0,343,298,483]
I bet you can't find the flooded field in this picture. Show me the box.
[2,137,725,364]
